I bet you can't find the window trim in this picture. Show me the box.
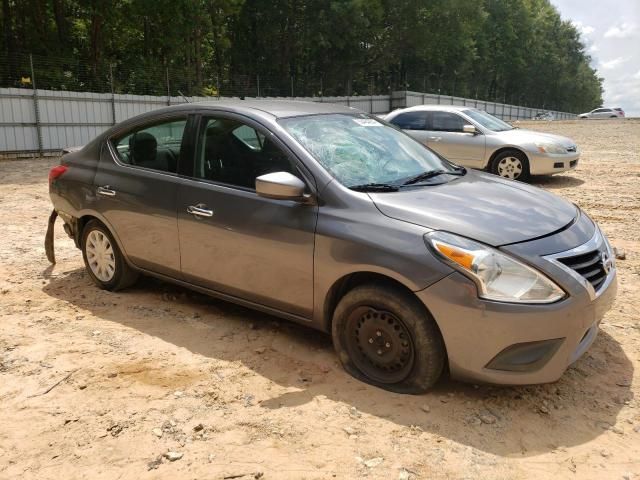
[106,113,191,177]
[186,111,318,196]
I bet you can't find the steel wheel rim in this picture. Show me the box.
[86,230,116,282]
[345,306,415,384]
[497,156,523,179]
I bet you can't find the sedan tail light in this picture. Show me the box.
[49,165,68,185]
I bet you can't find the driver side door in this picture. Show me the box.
[176,114,318,318]
[424,111,486,167]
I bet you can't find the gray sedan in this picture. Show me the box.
[384,105,580,181]
[46,100,616,393]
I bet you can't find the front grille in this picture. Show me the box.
[557,249,607,291]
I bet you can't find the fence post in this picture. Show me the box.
[256,75,260,98]
[110,64,116,125]
[422,93,425,105]
[165,68,171,106]
[320,77,323,102]
[29,54,43,156]
[216,75,220,99]
[290,76,294,97]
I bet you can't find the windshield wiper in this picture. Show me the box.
[349,183,400,192]
[401,167,466,186]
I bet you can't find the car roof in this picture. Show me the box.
[389,105,473,115]
[149,99,360,119]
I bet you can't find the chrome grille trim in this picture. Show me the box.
[543,227,615,301]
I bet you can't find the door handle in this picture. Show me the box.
[97,186,116,197]
[428,136,442,142]
[187,204,214,218]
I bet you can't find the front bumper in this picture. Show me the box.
[528,151,580,175]
[417,224,617,385]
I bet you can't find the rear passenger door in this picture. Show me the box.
[94,115,194,277]
[424,111,485,167]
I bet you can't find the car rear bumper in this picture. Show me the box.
[528,151,580,175]
[416,267,617,385]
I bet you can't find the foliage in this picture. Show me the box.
[0,0,603,111]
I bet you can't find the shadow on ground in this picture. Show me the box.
[42,267,633,458]
[531,175,585,189]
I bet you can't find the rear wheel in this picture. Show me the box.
[81,220,138,291]
[332,284,445,394]
[491,150,530,181]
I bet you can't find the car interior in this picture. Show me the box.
[198,118,295,188]
[113,119,186,173]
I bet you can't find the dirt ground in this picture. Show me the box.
[1,119,639,480]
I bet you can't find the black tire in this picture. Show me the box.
[609,115,617,118]
[332,283,445,394]
[491,149,530,182]
[81,219,138,291]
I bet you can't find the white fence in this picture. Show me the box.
[393,91,576,122]
[0,87,576,155]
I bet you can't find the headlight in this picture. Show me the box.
[425,231,565,304]
[535,141,567,154]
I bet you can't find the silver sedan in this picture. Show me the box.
[384,105,580,181]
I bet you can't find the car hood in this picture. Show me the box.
[494,129,576,148]
[369,171,577,246]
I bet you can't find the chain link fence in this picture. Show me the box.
[0,53,577,156]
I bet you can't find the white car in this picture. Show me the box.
[384,105,579,181]
[578,107,625,119]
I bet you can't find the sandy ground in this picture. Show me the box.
[0,119,639,480]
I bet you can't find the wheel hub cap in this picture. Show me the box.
[86,230,116,282]
[497,156,523,179]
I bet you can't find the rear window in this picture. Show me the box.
[111,118,186,173]
[389,111,427,130]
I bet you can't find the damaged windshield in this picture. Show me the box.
[279,113,459,188]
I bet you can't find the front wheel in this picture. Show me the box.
[81,220,138,291]
[491,150,530,181]
[332,284,445,394]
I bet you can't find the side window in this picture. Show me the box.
[112,118,186,173]
[194,116,297,189]
[389,111,427,130]
[430,112,466,132]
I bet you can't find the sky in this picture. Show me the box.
[551,0,640,116]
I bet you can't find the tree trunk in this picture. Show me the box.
[51,0,68,47]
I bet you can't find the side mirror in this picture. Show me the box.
[463,124,477,135]
[256,171,307,201]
